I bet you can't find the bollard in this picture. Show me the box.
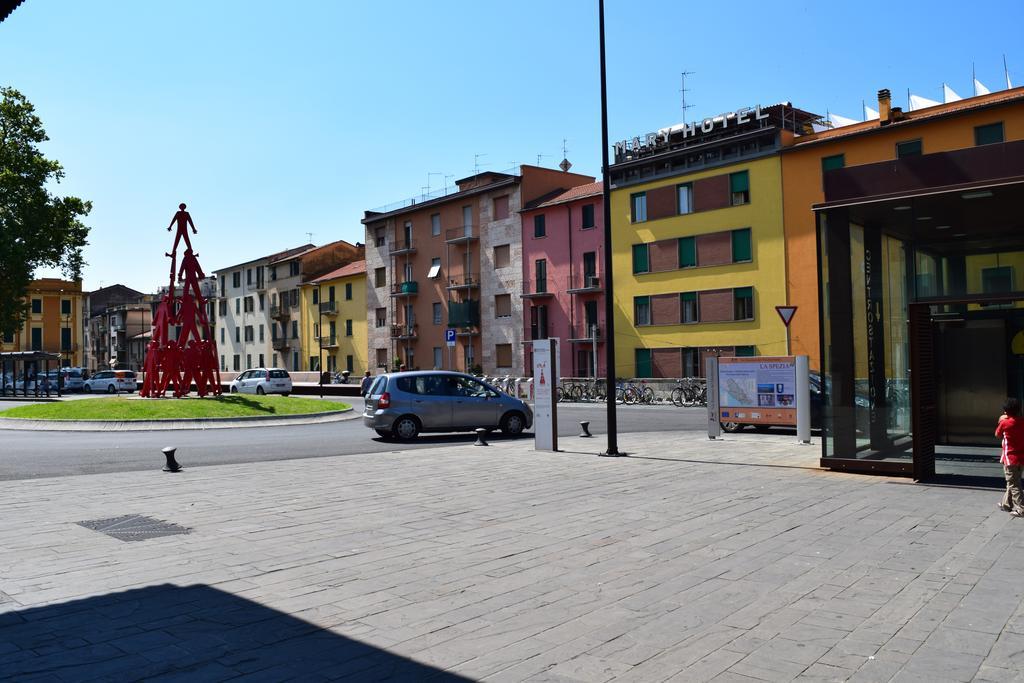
[162,446,183,473]
[474,428,489,447]
[579,421,592,438]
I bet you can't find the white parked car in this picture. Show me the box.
[229,368,292,396]
[83,370,137,394]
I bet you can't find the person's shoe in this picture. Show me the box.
[999,503,1012,512]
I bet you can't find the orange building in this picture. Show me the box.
[0,278,85,367]
[781,87,1024,368]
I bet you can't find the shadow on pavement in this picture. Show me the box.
[373,432,533,445]
[0,584,470,681]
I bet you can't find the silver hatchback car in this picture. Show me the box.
[363,371,533,441]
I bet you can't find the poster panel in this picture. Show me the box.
[533,339,557,451]
[717,356,797,426]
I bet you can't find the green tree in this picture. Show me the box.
[0,86,91,338]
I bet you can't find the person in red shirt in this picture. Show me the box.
[997,398,1024,516]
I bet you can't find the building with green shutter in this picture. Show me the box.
[608,104,818,378]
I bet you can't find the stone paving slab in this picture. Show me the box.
[1,431,1022,681]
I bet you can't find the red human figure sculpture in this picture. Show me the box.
[178,341,201,398]
[176,293,203,348]
[140,340,162,397]
[167,203,197,255]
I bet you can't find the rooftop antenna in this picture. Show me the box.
[680,70,695,124]
[536,153,549,166]
[305,232,314,244]
[559,138,573,173]
[444,174,454,194]
[473,153,487,175]
[426,172,443,197]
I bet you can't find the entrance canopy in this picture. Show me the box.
[1,351,64,398]
[814,140,1024,480]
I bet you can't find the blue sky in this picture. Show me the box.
[2,0,1021,292]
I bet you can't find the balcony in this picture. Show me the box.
[445,225,478,244]
[390,281,419,297]
[448,300,480,328]
[520,279,553,299]
[568,325,603,343]
[567,273,603,294]
[272,338,290,351]
[446,274,479,291]
[317,334,338,348]
[270,305,291,320]
[255,279,267,293]
[319,301,338,316]
[390,323,418,340]
[389,239,417,256]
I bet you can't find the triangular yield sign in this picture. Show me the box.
[775,306,797,327]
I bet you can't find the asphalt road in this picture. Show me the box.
[0,399,707,480]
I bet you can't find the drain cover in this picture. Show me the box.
[78,514,191,542]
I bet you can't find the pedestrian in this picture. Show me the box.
[359,371,372,397]
[399,363,407,372]
[996,397,1024,517]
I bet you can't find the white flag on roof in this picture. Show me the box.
[909,93,940,110]
[943,84,962,102]
[863,104,879,120]
[974,78,991,96]
[829,113,859,128]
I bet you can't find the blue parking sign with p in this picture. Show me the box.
[445,329,456,347]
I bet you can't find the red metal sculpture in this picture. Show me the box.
[140,204,222,398]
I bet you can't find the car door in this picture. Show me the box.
[235,370,250,393]
[447,375,499,429]
[412,374,453,431]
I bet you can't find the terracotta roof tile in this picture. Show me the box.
[524,181,604,211]
[306,260,366,284]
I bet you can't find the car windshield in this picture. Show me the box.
[446,376,489,397]
[268,370,289,379]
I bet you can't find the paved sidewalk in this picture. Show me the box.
[1,432,1022,681]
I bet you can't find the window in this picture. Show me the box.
[495,344,513,367]
[345,283,352,300]
[534,214,546,238]
[427,258,441,279]
[896,140,922,158]
[432,302,442,325]
[346,355,353,373]
[495,294,512,318]
[677,184,693,214]
[433,347,443,369]
[634,296,651,326]
[530,305,549,340]
[535,259,547,292]
[683,349,699,377]
[632,244,650,273]
[244,296,254,313]
[681,292,698,323]
[494,244,510,268]
[220,328,225,344]
[982,266,1014,293]
[582,251,597,279]
[258,294,264,310]
[259,324,264,342]
[345,319,353,336]
[235,328,240,343]
[220,278,225,297]
[376,348,387,368]
[312,288,319,304]
[975,122,1004,146]
[220,355,225,371]
[61,299,71,316]
[270,266,277,281]
[376,307,387,328]
[431,213,441,237]
[735,345,756,357]
[2,329,13,344]
[463,205,473,231]
[235,298,240,315]
[374,227,385,246]
[247,268,252,285]
[232,272,240,288]
[272,324,277,340]
[289,261,300,277]
[732,228,752,262]
[246,354,252,369]
[630,192,647,222]
[31,298,41,314]
[821,154,845,172]
[244,325,254,342]
[291,320,298,338]
[233,355,240,371]
[730,171,750,205]
[328,285,336,302]
[60,327,71,351]
[734,287,754,320]
[581,203,595,229]
[375,267,386,288]
[679,237,696,268]
[494,195,509,220]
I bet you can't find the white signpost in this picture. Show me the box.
[532,338,558,452]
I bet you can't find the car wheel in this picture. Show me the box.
[282,392,290,397]
[721,421,743,433]
[256,386,265,395]
[392,416,420,441]
[230,386,238,393]
[500,411,526,436]
[375,429,393,440]
[107,384,117,394]
[83,385,91,393]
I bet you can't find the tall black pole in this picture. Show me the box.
[598,0,620,456]
[318,282,324,399]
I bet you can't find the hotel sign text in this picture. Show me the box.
[614,104,770,162]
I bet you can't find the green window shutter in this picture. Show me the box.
[681,291,697,303]
[678,237,696,268]
[821,154,844,172]
[895,140,922,158]
[735,345,756,357]
[730,171,749,194]
[635,349,653,378]
[731,228,752,262]
[634,296,650,326]
[975,122,1004,146]
[632,244,649,273]
[734,286,753,299]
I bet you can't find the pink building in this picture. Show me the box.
[519,181,605,378]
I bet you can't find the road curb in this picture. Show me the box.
[0,408,357,432]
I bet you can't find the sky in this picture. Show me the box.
[2,0,1022,293]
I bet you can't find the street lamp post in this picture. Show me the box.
[598,0,621,456]
[317,282,324,399]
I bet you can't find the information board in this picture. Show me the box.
[532,338,558,451]
[717,356,797,426]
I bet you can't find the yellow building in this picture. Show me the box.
[609,104,817,377]
[299,261,367,375]
[0,278,84,367]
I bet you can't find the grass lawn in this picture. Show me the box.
[0,395,351,421]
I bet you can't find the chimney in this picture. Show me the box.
[878,89,892,125]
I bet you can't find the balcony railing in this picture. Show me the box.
[445,225,478,243]
[317,334,338,348]
[389,239,417,255]
[521,279,553,298]
[567,273,603,294]
[390,324,418,340]
[319,301,338,315]
[568,324,603,342]
[272,338,290,351]
[270,305,291,319]
[390,281,419,296]
[448,300,480,328]
[446,274,479,290]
